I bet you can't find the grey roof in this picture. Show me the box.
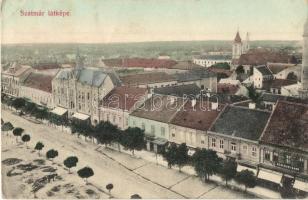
[130,94,186,123]
[153,84,201,98]
[174,69,216,82]
[261,93,308,104]
[210,106,271,141]
[256,65,272,76]
[196,55,232,60]
[54,67,121,87]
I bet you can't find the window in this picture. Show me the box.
[201,140,205,144]
[161,127,165,136]
[172,133,175,137]
[265,150,271,161]
[252,146,257,157]
[141,123,145,130]
[211,138,216,147]
[87,92,90,100]
[231,142,236,152]
[219,140,224,149]
[286,154,291,164]
[113,115,116,123]
[151,125,155,135]
[243,145,248,154]
[273,152,278,162]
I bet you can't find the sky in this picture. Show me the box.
[1,0,308,44]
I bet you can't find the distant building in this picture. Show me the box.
[51,53,121,124]
[1,63,32,97]
[120,69,217,93]
[169,100,223,150]
[259,101,308,189]
[232,31,250,60]
[129,94,186,152]
[209,105,271,168]
[193,55,232,68]
[253,65,274,89]
[99,86,148,130]
[19,72,54,108]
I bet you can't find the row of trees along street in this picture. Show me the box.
[162,143,257,192]
[2,94,257,194]
[1,119,126,198]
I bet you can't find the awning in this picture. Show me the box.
[72,112,90,120]
[51,107,67,116]
[293,179,308,192]
[152,138,168,146]
[237,165,257,175]
[258,169,282,184]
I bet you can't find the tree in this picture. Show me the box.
[175,143,189,172]
[247,85,261,103]
[212,62,231,70]
[13,127,24,143]
[12,98,26,112]
[63,156,79,173]
[46,149,59,163]
[106,183,113,194]
[33,107,48,120]
[121,127,146,156]
[21,134,31,148]
[2,122,14,136]
[96,121,119,147]
[235,65,245,74]
[23,101,36,114]
[130,194,142,199]
[192,149,222,181]
[235,169,257,192]
[162,143,178,169]
[77,167,94,184]
[34,142,44,156]
[219,159,237,186]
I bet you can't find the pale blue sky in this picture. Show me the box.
[1,0,308,43]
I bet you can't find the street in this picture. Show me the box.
[2,109,254,199]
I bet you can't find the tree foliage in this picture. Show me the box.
[219,159,237,185]
[46,149,59,162]
[13,127,24,142]
[12,98,26,111]
[64,156,79,173]
[235,65,245,74]
[34,142,44,155]
[95,121,120,146]
[235,169,257,192]
[2,122,14,132]
[106,183,114,193]
[162,143,178,169]
[77,167,94,184]
[212,62,231,70]
[192,149,222,181]
[121,127,146,155]
[21,134,31,147]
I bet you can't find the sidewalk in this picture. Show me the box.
[106,143,281,199]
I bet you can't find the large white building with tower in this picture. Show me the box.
[232,31,250,60]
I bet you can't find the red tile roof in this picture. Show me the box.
[238,49,294,66]
[102,86,147,111]
[261,101,308,151]
[217,83,240,95]
[207,67,232,76]
[120,72,176,86]
[22,72,53,93]
[267,62,297,74]
[263,79,297,90]
[33,63,61,70]
[171,100,224,131]
[103,58,178,69]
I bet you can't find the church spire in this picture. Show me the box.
[234,31,242,43]
[75,48,83,71]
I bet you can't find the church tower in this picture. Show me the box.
[299,8,308,99]
[232,31,242,60]
[243,32,250,53]
[73,48,84,78]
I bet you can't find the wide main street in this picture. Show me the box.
[2,109,255,199]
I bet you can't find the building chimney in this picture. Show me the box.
[191,99,196,108]
[249,102,256,109]
[211,102,218,110]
